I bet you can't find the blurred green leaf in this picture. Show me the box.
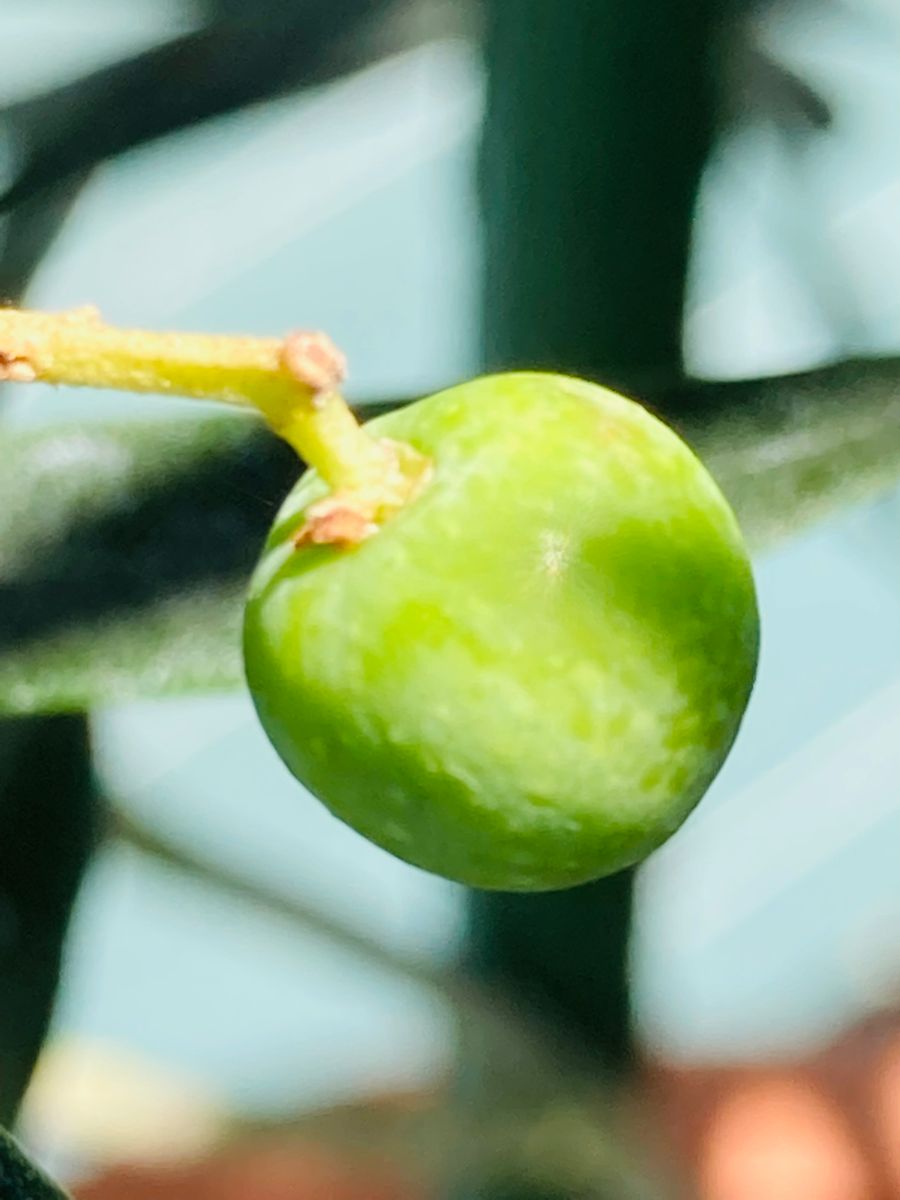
[673,359,900,549]
[1,357,898,717]
[0,1127,69,1199]
[0,716,98,1122]
[0,414,297,715]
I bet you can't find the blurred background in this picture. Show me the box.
[1,1,899,1198]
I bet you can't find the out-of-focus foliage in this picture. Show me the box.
[0,1126,69,1199]
[0,415,292,714]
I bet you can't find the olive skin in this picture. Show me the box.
[243,373,759,891]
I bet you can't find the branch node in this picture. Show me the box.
[0,351,37,383]
[280,330,347,404]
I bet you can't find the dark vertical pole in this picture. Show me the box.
[468,0,723,1109]
[480,0,720,391]
[453,8,723,1195]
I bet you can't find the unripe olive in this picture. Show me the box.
[244,373,759,891]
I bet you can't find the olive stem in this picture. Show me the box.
[0,305,402,499]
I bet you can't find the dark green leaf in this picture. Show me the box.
[0,414,295,715]
[0,1127,70,1200]
[0,716,98,1122]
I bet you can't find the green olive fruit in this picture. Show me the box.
[243,373,759,891]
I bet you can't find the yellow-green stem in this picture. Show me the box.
[0,305,393,495]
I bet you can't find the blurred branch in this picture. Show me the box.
[0,177,91,306]
[111,807,668,1197]
[720,0,833,132]
[109,808,597,1103]
[0,3,390,218]
[112,808,448,993]
[17,817,660,1199]
[0,0,417,305]
[1,355,899,717]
